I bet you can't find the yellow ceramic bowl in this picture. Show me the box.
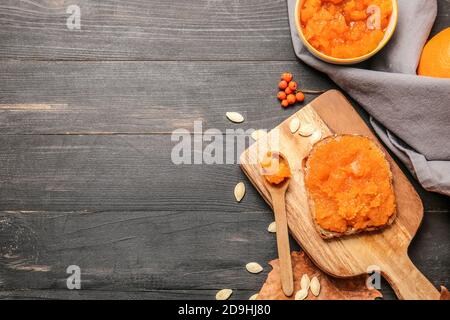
[295,0,398,65]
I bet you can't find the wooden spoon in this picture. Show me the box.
[260,151,294,297]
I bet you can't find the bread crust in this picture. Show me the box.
[303,134,397,239]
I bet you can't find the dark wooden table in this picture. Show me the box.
[0,0,448,300]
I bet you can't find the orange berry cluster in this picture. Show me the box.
[277,73,305,108]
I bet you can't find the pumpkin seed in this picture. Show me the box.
[251,129,267,141]
[300,274,310,291]
[246,262,263,274]
[310,276,321,296]
[289,117,300,134]
[216,289,233,300]
[310,130,322,144]
[295,288,308,300]
[234,182,245,202]
[226,112,244,123]
[267,221,276,233]
[249,293,258,300]
[299,123,315,137]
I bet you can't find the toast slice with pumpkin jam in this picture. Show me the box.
[304,135,396,239]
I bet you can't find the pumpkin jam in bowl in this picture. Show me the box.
[295,0,398,64]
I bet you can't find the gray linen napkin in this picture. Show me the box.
[287,0,450,196]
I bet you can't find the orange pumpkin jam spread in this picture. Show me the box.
[301,0,393,58]
[261,152,291,185]
[305,136,395,233]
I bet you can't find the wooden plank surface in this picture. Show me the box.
[0,0,295,61]
[431,0,450,37]
[0,134,447,213]
[0,210,448,300]
[0,0,448,300]
[0,289,260,300]
[0,61,331,134]
[0,0,447,61]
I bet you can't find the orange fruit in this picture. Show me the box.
[417,28,450,78]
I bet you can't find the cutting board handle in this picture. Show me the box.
[381,252,440,300]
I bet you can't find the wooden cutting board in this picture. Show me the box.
[240,90,440,300]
